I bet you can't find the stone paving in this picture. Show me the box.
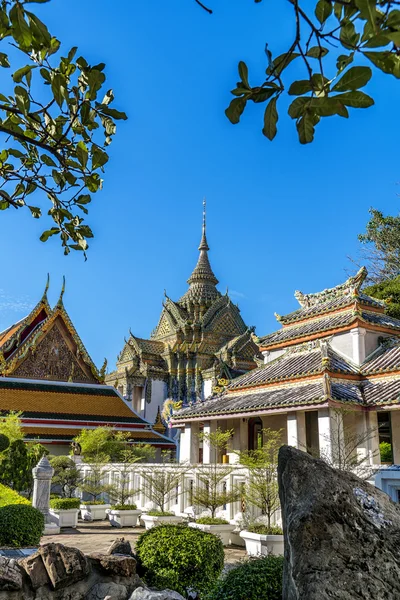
[40,521,247,564]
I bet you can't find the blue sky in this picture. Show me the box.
[1,0,399,370]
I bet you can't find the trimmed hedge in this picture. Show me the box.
[80,500,105,505]
[206,555,284,600]
[146,510,174,516]
[0,504,44,547]
[50,498,80,510]
[110,503,137,510]
[246,524,283,535]
[196,517,229,525]
[0,483,30,507]
[136,524,224,597]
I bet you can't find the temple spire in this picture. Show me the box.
[199,197,209,251]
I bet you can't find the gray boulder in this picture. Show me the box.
[88,553,136,578]
[129,587,185,600]
[278,445,400,600]
[107,538,134,557]
[0,557,23,591]
[38,543,90,590]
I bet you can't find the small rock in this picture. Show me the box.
[129,587,186,600]
[107,538,134,557]
[88,553,136,578]
[39,543,91,590]
[87,582,128,600]
[0,557,22,591]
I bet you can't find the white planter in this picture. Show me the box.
[49,508,79,528]
[239,531,284,556]
[189,522,235,546]
[80,504,111,521]
[141,515,183,530]
[108,509,142,528]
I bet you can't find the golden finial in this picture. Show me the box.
[40,273,50,304]
[56,275,66,307]
[153,406,166,433]
[198,197,209,251]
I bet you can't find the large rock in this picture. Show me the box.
[278,445,400,600]
[129,588,185,600]
[20,553,50,590]
[0,557,23,591]
[88,553,136,578]
[86,581,128,600]
[38,543,91,590]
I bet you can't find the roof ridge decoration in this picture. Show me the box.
[294,266,367,309]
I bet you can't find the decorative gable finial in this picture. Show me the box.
[56,276,66,307]
[40,273,50,305]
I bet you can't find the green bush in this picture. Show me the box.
[0,483,30,507]
[80,500,105,505]
[146,510,174,516]
[49,498,80,510]
[136,524,224,597]
[380,441,393,463]
[111,503,137,510]
[0,504,44,547]
[0,434,10,453]
[196,517,229,525]
[246,524,283,535]
[207,555,284,600]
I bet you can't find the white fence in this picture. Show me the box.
[76,462,282,525]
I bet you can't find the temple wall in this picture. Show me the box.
[365,331,390,359]
[330,331,354,361]
[261,414,287,443]
[145,379,167,423]
[263,349,286,364]
[203,378,213,399]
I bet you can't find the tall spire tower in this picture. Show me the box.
[179,199,221,311]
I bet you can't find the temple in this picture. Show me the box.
[106,201,260,425]
[0,277,174,454]
[172,267,400,466]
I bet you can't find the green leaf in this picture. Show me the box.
[41,154,56,167]
[97,106,127,120]
[91,146,109,170]
[288,97,310,119]
[76,141,89,168]
[85,173,102,192]
[50,73,67,107]
[0,53,9,68]
[296,113,315,144]
[262,97,278,140]
[336,53,354,73]
[335,91,374,107]
[266,53,300,77]
[12,65,35,84]
[27,205,41,218]
[331,66,372,91]
[340,21,359,49]
[387,10,400,28]
[355,0,377,25]
[9,4,32,48]
[288,80,312,95]
[238,61,249,88]
[15,85,30,114]
[26,12,51,46]
[315,0,332,24]
[364,51,400,78]
[40,228,60,242]
[76,194,91,205]
[306,46,329,59]
[225,97,247,124]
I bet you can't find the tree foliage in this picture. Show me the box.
[0,0,126,255]
[0,411,24,444]
[49,455,80,498]
[357,207,400,283]
[196,0,400,143]
[139,451,187,513]
[364,276,400,319]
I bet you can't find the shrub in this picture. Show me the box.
[207,555,284,600]
[111,503,137,510]
[0,504,44,547]
[0,483,30,507]
[0,434,10,453]
[146,510,174,517]
[80,500,105,505]
[136,524,224,597]
[380,441,393,463]
[49,498,80,510]
[196,517,229,525]
[246,524,283,535]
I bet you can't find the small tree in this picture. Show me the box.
[192,428,240,519]
[139,452,187,514]
[238,429,282,529]
[73,427,123,461]
[79,454,116,503]
[50,456,81,498]
[0,412,23,444]
[0,439,47,495]
[109,441,155,507]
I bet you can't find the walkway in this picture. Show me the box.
[40,521,246,564]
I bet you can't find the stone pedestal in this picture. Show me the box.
[32,455,60,535]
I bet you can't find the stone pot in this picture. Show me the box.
[49,508,79,528]
[189,522,235,546]
[141,514,183,530]
[239,530,284,556]
[108,509,142,528]
[80,503,111,521]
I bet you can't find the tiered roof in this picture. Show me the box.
[172,268,400,423]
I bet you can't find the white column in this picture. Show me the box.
[179,423,199,464]
[239,418,248,452]
[351,327,366,365]
[391,411,400,464]
[287,411,307,450]
[318,408,332,462]
[366,411,381,465]
[203,420,217,464]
